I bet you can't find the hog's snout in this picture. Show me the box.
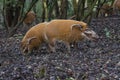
[82,28,99,41]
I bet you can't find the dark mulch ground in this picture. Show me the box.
[0,16,120,80]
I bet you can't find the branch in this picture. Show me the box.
[3,0,9,32]
[8,0,39,37]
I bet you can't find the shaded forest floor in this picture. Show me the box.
[0,16,120,80]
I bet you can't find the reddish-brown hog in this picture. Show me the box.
[99,4,113,17]
[44,20,99,53]
[113,0,120,14]
[21,22,47,54]
[23,11,36,25]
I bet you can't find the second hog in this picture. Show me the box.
[99,4,113,17]
[23,11,36,25]
[113,0,120,14]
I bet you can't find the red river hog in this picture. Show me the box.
[99,4,113,17]
[113,0,120,14]
[44,20,99,53]
[23,11,36,25]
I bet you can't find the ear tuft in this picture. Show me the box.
[27,37,37,45]
[71,24,83,31]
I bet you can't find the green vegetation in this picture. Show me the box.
[0,0,114,37]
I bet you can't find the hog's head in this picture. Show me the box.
[21,37,37,54]
[71,22,99,41]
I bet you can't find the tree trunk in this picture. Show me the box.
[72,0,78,16]
[60,0,68,19]
[41,0,46,22]
[82,0,97,23]
[76,0,82,20]
[54,0,59,18]
[3,0,25,35]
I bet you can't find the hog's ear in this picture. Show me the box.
[71,24,83,31]
[27,37,37,45]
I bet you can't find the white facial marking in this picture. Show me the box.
[90,31,99,38]
[83,29,99,40]
[81,33,90,40]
